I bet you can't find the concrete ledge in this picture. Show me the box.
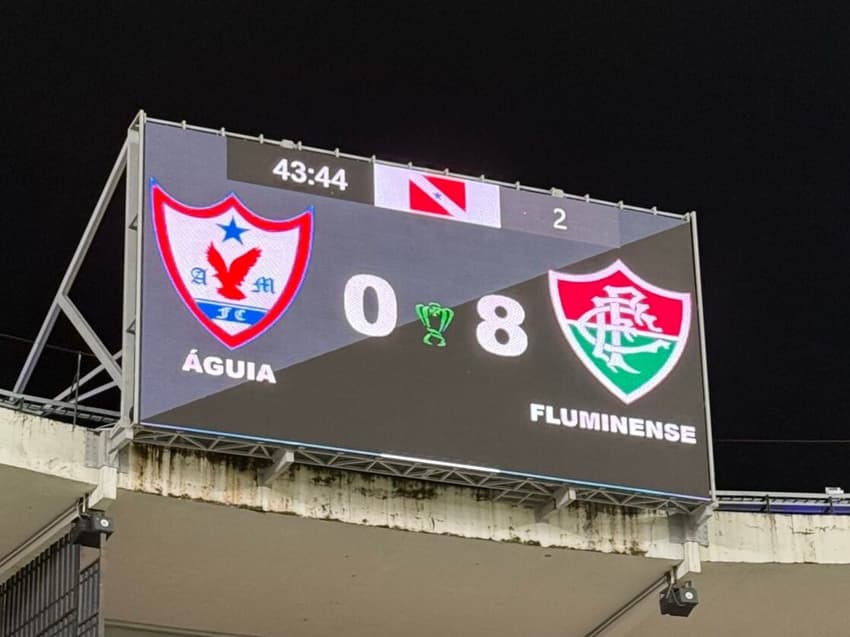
[4,408,849,568]
[122,443,682,560]
[122,443,850,566]
[703,511,850,564]
[0,407,111,579]
[0,407,101,485]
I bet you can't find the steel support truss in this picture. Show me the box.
[132,424,705,513]
[12,142,127,397]
[2,112,144,441]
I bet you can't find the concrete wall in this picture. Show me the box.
[2,406,849,567]
[121,441,850,566]
[0,407,101,486]
[703,510,850,564]
[122,443,682,560]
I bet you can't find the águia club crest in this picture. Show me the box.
[151,181,313,349]
[548,260,691,404]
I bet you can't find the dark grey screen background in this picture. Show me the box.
[139,122,711,500]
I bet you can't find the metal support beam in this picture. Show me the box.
[132,424,708,513]
[52,350,122,402]
[13,140,128,394]
[585,545,701,637]
[689,211,718,501]
[259,448,295,486]
[0,388,118,419]
[584,573,668,637]
[73,379,118,404]
[114,113,144,463]
[56,295,122,385]
[535,485,576,521]
[677,540,702,578]
[41,377,119,420]
[668,502,714,547]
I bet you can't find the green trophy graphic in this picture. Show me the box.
[415,302,455,347]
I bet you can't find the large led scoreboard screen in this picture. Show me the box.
[138,120,712,502]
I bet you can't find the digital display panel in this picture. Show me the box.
[139,121,712,502]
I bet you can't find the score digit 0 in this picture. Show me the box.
[343,274,397,337]
[343,275,528,357]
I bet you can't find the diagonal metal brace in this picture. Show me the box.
[259,448,295,486]
[668,502,715,547]
[56,296,122,385]
[53,351,122,402]
[535,486,577,522]
[13,140,128,393]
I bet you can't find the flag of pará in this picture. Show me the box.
[373,164,501,228]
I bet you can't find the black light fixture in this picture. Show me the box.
[659,578,699,617]
[70,510,115,548]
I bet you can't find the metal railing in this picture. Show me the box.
[715,490,850,515]
[0,535,101,637]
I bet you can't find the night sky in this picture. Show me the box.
[1,4,848,493]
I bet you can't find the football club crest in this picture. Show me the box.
[548,260,691,403]
[151,181,313,349]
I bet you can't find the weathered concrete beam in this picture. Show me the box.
[4,408,850,569]
[122,443,681,559]
[0,407,102,485]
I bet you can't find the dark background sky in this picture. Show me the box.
[1,4,848,492]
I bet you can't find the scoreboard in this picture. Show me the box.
[138,120,712,502]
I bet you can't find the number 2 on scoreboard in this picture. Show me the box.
[553,207,568,230]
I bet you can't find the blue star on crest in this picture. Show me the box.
[217,217,249,244]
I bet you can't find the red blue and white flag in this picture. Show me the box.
[373,164,501,228]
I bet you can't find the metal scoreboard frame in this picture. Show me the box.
[5,112,716,514]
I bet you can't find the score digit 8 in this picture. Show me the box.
[475,295,528,357]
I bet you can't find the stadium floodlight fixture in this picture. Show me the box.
[70,510,115,548]
[659,577,699,617]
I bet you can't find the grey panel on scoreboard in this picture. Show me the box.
[620,209,684,244]
[500,188,620,247]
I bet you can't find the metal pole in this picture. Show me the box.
[107,111,145,465]
[13,140,128,394]
[96,533,105,637]
[73,350,81,426]
[689,212,717,502]
[584,573,668,637]
[120,111,144,428]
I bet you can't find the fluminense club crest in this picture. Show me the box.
[548,260,691,404]
[151,181,313,349]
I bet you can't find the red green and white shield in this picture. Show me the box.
[548,260,691,404]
